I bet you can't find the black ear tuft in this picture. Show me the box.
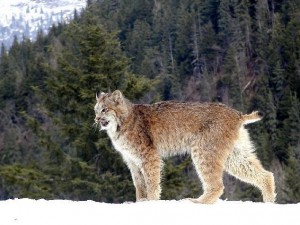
[96,91,106,101]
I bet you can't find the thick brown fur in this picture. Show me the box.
[94,90,276,203]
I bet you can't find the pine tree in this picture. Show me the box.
[218,0,233,48]
[284,93,300,202]
[270,61,285,105]
[221,46,244,110]
[37,14,149,202]
[285,93,300,147]
[284,147,300,203]
[282,14,300,98]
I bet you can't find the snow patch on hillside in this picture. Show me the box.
[0,0,86,48]
[0,198,299,225]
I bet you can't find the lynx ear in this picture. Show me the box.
[96,92,106,101]
[110,90,124,104]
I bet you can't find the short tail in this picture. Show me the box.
[242,111,263,125]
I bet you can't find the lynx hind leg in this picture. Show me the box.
[190,146,226,204]
[225,127,276,203]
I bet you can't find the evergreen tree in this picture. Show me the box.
[218,0,233,48]
[38,15,149,202]
[284,93,300,202]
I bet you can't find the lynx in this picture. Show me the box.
[94,90,276,204]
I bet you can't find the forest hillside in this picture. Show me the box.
[0,0,299,203]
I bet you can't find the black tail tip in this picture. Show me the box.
[257,111,264,117]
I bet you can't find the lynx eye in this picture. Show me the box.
[101,108,109,113]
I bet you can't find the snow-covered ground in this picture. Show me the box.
[0,199,299,225]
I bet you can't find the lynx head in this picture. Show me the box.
[94,90,129,131]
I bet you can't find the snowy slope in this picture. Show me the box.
[0,0,86,48]
[0,199,299,225]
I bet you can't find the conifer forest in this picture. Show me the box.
[0,0,299,203]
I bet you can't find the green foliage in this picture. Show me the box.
[161,157,201,200]
[0,161,135,202]
[284,146,300,203]
[0,164,55,199]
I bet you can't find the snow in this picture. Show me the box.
[0,199,299,225]
[0,0,86,48]
[0,0,86,22]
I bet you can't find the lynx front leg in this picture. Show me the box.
[127,161,147,201]
[141,156,162,201]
